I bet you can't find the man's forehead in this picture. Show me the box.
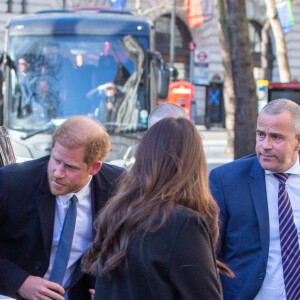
[52,143,85,162]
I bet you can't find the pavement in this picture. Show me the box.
[196,125,233,173]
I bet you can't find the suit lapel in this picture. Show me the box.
[248,157,269,267]
[91,170,112,237]
[36,160,56,260]
[36,194,56,259]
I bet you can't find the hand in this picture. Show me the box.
[89,289,95,300]
[106,102,115,110]
[97,82,115,91]
[18,275,65,300]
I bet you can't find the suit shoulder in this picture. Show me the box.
[210,153,258,176]
[170,206,209,232]
[0,155,49,176]
[97,163,125,182]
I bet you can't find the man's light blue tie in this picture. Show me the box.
[49,195,77,285]
[274,173,300,300]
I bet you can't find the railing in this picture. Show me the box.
[6,0,26,13]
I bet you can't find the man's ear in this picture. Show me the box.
[296,134,300,152]
[90,161,102,175]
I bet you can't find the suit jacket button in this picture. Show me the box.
[258,273,264,280]
[34,263,42,270]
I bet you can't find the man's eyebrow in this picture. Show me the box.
[52,153,60,160]
[64,162,80,169]
[269,132,285,138]
[256,129,264,133]
[256,129,284,137]
[52,155,79,168]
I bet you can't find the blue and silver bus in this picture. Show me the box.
[0,8,169,167]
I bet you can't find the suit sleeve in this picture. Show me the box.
[209,169,228,258]
[168,213,222,300]
[0,259,30,297]
[0,169,30,297]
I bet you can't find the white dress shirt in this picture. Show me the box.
[44,176,93,298]
[255,156,300,299]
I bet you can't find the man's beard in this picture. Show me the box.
[48,176,82,196]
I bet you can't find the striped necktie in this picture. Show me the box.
[49,195,78,285]
[273,173,300,300]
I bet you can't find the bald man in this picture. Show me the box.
[0,116,124,300]
[148,103,188,128]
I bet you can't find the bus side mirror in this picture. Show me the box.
[154,52,170,99]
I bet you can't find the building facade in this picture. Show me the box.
[1,0,300,124]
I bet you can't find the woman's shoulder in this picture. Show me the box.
[172,205,205,221]
[167,206,209,232]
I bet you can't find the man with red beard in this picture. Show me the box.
[0,116,124,300]
[209,98,300,300]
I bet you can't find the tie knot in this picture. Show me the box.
[69,195,78,204]
[273,173,290,184]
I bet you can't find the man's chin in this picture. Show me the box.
[49,184,68,196]
[259,159,278,172]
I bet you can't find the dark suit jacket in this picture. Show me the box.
[94,206,223,300]
[0,155,124,299]
[209,154,269,300]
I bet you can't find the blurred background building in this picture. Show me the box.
[1,0,300,124]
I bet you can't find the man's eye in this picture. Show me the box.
[66,165,76,170]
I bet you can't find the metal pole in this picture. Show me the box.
[7,0,12,13]
[136,0,141,14]
[63,0,66,9]
[21,0,26,14]
[189,49,194,101]
[169,0,176,82]
[189,50,195,123]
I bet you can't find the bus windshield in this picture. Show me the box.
[7,34,149,133]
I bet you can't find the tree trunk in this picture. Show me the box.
[215,0,235,155]
[264,0,291,82]
[226,0,257,159]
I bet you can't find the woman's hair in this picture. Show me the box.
[82,117,232,276]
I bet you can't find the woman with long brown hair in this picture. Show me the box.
[82,117,231,299]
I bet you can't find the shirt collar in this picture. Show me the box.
[57,176,93,205]
[265,155,300,175]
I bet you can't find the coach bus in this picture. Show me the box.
[0,8,169,167]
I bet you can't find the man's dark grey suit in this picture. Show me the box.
[0,155,124,299]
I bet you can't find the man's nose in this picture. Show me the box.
[53,164,65,178]
[262,136,272,149]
